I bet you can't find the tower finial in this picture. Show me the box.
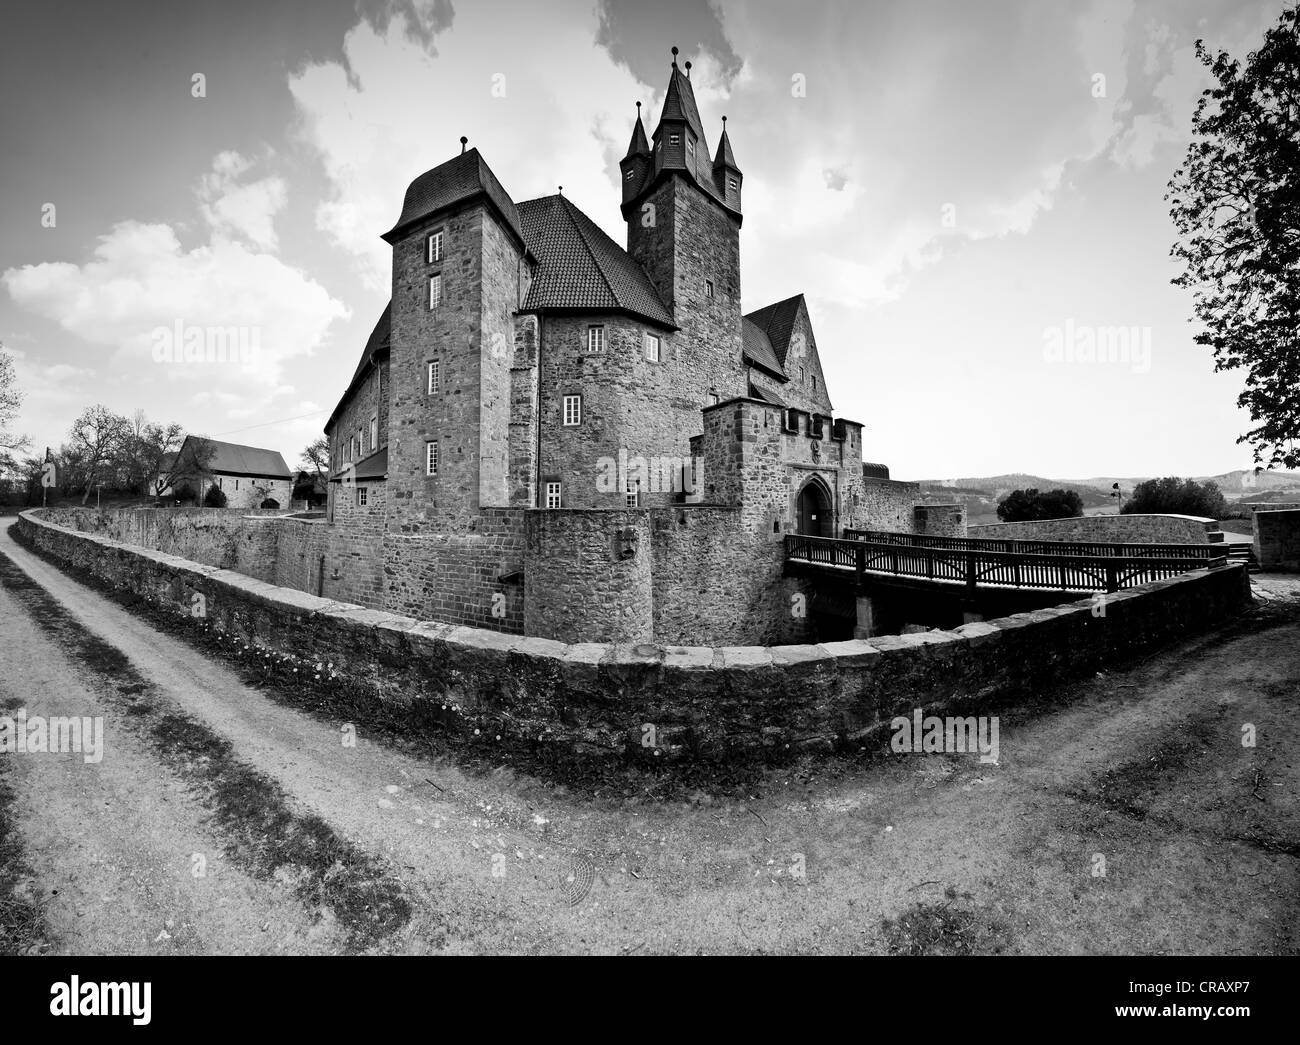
[671,45,678,65]
[722,115,727,125]
[684,60,691,78]
[459,135,467,154]
[636,100,641,114]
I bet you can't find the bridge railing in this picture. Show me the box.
[841,528,1224,560]
[786,534,1228,592]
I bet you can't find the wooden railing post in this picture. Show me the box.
[1106,561,1119,593]
[965,552,976,593]
[856,543,865,586]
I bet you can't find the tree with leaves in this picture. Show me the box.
[1167,6,1300,468]
[1121,477,1229,519]
[996,487,1084,522]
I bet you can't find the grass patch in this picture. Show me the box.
[0,692,52,954]
[881,891,1012,956]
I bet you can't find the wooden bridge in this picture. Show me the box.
[785,528,1229,594]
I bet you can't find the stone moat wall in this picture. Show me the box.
[17,508,1253,765]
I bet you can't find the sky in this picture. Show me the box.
[0,0,1290,482]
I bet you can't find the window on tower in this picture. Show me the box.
[429,273,442,310]
[545,481,562,509]
[705,280,714,298]
[644,332,661,362]
[562,394,582,426]
[586,325,605,353]
[427,359,441,394]
[427,229,444,263]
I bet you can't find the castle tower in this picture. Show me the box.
[623,49,745,407]
[379,143,531,530]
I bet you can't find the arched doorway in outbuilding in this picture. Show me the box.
[796,476,834,537]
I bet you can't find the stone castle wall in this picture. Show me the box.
[970,514,1217,544]
[1254,509,1300,570]
[18,507,1253,766]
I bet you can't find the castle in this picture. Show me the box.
[318,50,951,645]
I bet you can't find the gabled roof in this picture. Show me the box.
[381,148,527,250]
[744,293,805,366]
[742,317,786,380]
[326,304,390,432]
[177,436,291,479]
[517,194,674,327]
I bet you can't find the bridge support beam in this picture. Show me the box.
[854,595,879,639]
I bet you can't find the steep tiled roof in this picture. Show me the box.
[661,63,706,141]
[327,304,390,432]
[178,437,291,478]
[517,195,674,327]
[744,294,804,366]
[382,148,526,248]
[742,317,786,379]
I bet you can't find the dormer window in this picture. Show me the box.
[728,178,738,190]
[624,169,634,180]
[685,137,694,161]
[669,133,680,146]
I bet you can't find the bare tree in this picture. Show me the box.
[0,342,31,474]
[299,436,329,483]
[68,405,129,505]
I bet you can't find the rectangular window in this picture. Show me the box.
[429,273,442,310]
[357,486,368,507]
[705,280,714,298]
[427,359,441,393]
[235,479,239,491]
[426,440,439,476]
[709,392,720,405]
[545,481,562,509]
[562,394,582,426]
[586,325,605,353]
[644,332,660,362]
[811,374,817,391]
[427,229,444,263]
[799,366,805,383]
[625,472,638,509]
[370,415,378,449]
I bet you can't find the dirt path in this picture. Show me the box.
[1,523,1297,954]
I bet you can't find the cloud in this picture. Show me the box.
[2,152,348,398]
[196,151,288,251]
[289,0,651,291]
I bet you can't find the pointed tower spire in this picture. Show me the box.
[624,100,649,159]
[620,100,652,206]
[712,114,742,212]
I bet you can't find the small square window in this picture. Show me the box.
[669,133,680,146]
[427,359,441,393]
[644,333,660,362]
[562,394,582,426]
[429,273,442,310]
[708,392,720,405]
[545,481,562,509]
[705,280,714,298]
[426,440,439,476]
[728,178,738,190]
[587,325,605,353]
[427,229,444,263]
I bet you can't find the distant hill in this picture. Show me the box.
[918,469,1300,525]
